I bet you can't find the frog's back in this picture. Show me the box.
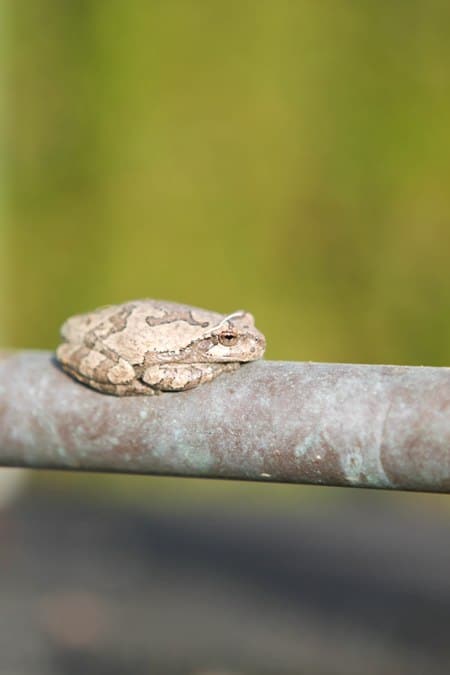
[60,299,226,365]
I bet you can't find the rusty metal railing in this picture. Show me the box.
[0,350,449,493]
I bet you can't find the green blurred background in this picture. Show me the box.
[2,1,450,506]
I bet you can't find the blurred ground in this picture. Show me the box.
[0,482,449,674]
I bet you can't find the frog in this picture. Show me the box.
[56,299,266,395]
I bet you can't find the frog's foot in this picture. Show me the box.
[56,343,153,395]
[142,362,240,391]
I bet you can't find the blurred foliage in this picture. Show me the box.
[1,2,450,510]
[3,0,450,366]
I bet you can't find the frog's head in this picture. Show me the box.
[196,310,266,363]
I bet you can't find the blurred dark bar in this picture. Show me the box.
[0,351,449,493]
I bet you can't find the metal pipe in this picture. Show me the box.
[0,351,449,493]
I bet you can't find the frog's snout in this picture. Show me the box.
[250,331,266,359]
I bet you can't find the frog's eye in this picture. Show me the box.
[218,331,238,347]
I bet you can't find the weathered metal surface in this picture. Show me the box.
[0,351,449,492]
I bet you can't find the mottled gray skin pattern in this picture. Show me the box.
[56,300,266,395]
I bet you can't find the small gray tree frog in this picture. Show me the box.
[56,299,266,395]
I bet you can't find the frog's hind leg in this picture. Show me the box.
[56,344,153,395]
